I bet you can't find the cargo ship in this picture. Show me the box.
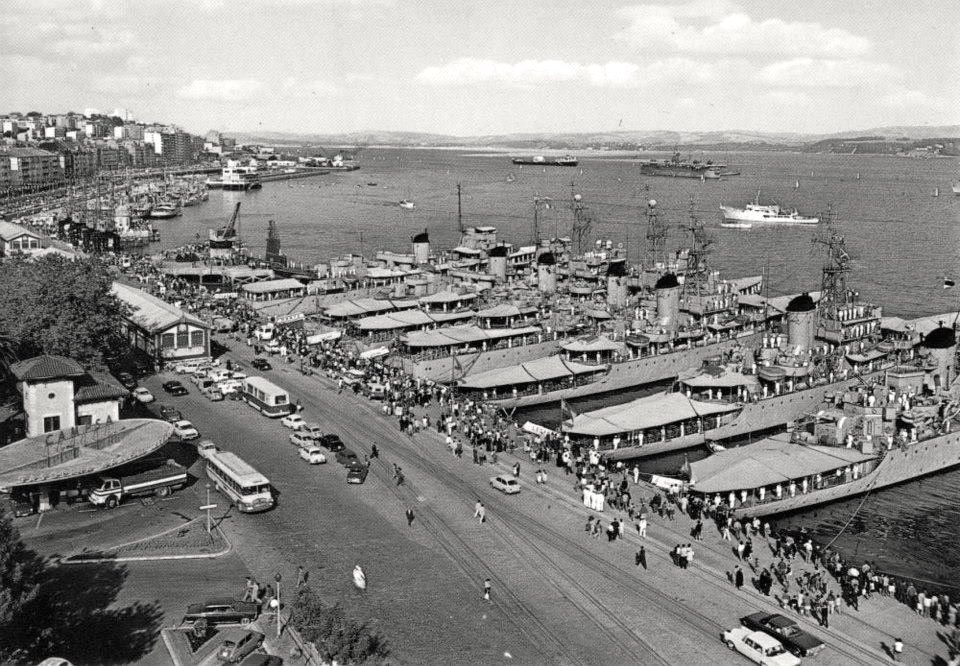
[638,152,738,179]
[511,155,579,167]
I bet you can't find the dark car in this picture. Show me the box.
[158,406,182,422]
[335,448,360,466]
[162,380,189,396]
[251,358,272,371]
[216,628,264,663]
[346,465,369,484]
[182,597,259,626]
[740,612,825,657]
[117,372,137,390]
[319,434,345,452]
[238,654,283,666]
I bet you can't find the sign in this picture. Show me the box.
[275,313,306,328]
[199,504,218,511]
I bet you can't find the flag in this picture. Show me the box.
[945,278,956,289]
[560,399,577,427]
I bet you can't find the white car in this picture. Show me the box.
[298,446,327,464]
[289,431,317,448]
[280,414,306,430]
[722,627,801,666]
[174,360,204,374]
[172,420,200,440]
[217,379,243,395]
[490,474,521,495]
[229,370,248,381]
[131,387,155,404]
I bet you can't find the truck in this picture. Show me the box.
[88,462,188,508]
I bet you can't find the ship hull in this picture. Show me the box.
[730,433,960,519]
[720,206,819,225]
[486,332,762,409]
[512,158,579,167]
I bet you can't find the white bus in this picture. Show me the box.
[242,376,294,417]
[205,450,275,513]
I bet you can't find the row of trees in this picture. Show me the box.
[289,586,390,664]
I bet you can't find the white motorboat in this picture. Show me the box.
[720,188,819,226]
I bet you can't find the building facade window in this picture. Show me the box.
[176,326,189,348]
[77,415,92,426]
[190,330,204,347]
[42,415,61,433]
[161,333,175,349]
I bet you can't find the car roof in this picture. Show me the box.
[766,615,797,629]
[748,631,782,649]
[175,420,193,427]
[497,474,518,482]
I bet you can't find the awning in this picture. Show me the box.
[402,325,540,349]
[564,392,738,437]
[360,347,390,359]
[357,309,474,331]
[459,355,603,389]
[679,370,758,389]
[689,433,874,493]
[561,335,622,353]
[419,290,478,304]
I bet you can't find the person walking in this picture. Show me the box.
[296,566,308,589]
[406,508,415,526]
[892,637,903,662]
[735,565,744,590]
[483,578,492,602]
[637,546,647,570]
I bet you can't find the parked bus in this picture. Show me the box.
[205,450,274,513]
[241,376,294,417]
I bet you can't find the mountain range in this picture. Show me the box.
[231,125,960,149]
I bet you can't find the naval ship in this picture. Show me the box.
[639,152,739,179]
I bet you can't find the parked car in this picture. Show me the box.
[132,387,155,404]
[217,628,265,663]
[250,358,272,371]
[298,446,327,464]
[335,448,360,466]
[229,370,248,381]
[202,385,225,401]
[158,406,182,422]
[174,360,205,374]
[238,654,282,666]
[289,432,316,448]
[318,434,345,452]
[264,341,282,355]
[490,474,521,495]
[217,379,243,396]
[208,369,232,383]
[740,613,825,658]
[346,465,369,484]
[301,424,323,440]
[162,380,188,396]
[173,420,200,440]
[280,414,306,430]
[117,372,137,390]
[182,598,259,625]
[191,369,212,386]
[722,626,800,666]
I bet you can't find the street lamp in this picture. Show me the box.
[200,483,217,534]
[273,572,282,638]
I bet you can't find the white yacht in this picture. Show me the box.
[720,188,819,226]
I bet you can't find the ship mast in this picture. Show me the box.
[456,181,463,234]
[644,196,668,270]
[814,205,850,310]
[533,195,551,246]
[569,181,591,255]
[681,201,713,306]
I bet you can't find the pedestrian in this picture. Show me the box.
[483,578,492,602]
[406,508,415,526]
[637,546,647,570]
[296,566,307,589]
[242,576,256,601]
[735,565,744,590]
[638,517,647,538]
[737,540,746,560]
[474,500,482,519]
[892,637,903,662]
[477,503,486,524]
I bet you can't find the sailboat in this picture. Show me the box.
[794,179,800,190]
[933,187,940,198]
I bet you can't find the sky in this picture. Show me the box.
[3,0,959,136]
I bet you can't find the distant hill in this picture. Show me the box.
[230,125,960,153]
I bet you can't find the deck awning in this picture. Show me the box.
[564,392,738,437]
[324,298,419,319]
[459,355,602,389]
[419,290,478,304]
[689,434,874,493]
[357,309,474,331]
[561,335,622,353]
[679,370,758,389]
[402,325,540,348]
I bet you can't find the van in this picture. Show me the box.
[253,324,275,341]
[366,383,387,400]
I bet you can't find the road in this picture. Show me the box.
[138,341,907,666]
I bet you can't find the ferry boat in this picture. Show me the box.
[689,324,960,518]
[206,161,263,191]
[511,155,579,167]
[638,152,738,179]
[720,188,819,226]
[149,202,180,219]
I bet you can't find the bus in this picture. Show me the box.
[205,449,275,513]
[241,376,294,417]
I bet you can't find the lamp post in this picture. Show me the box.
[200,483,217,534]
[274,572,282,638]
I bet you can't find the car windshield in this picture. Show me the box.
[766,645,786,657]
[779,625,798,637]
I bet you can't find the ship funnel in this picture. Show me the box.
[655,272,680,330]
[606,259,628,309]
[537,251,557,295]
[786,292,817,351]
[923,322,957,390]
[412,229,430,264]
[487,245,508,281]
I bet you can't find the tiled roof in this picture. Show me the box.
[0,220,41,242]
[10,355,85,382]
[74,371,128,403]
[111,282,207,334]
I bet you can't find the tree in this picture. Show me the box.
[0,256,129,368]
[289,586,389,664]
[0,515,45,660]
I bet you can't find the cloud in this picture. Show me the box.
[756,58,900,88]
[417,58,643,87]
[177,79,265,101]
[1,17,135,60]
[617,1,871,58]
[280,77,340,98]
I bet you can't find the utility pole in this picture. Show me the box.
[456,181,463,233]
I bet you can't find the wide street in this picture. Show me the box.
[130,336,943,665]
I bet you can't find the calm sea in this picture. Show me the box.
[156,148,960,588]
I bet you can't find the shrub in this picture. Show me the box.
[288,586,389,664]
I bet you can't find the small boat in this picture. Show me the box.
[720,221,753,229]
[506,174,515,183]
[367,182,378,186]
[933,187,940,197]
[398,200,415,210]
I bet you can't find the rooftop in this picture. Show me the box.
[564,392,738,437]
[111,282,208,334]
[10,355,85,382]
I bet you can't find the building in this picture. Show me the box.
[2,147,63,189]
[0,221,43,255]
[111,282,211,366]
[8,355,127,437]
